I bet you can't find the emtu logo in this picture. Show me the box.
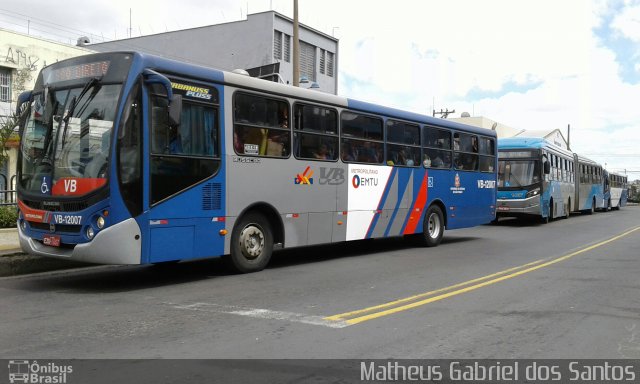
[295,166,314,185]
[352,174,361,188]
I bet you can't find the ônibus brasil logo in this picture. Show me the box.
[8,360,73,383]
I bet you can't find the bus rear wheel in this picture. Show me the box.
[227,212,273,273]
[417,205,444,247]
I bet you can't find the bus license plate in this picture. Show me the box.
[497,206,510,211]
[43,235,61,247]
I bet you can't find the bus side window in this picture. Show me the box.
[234,92,290,158]
[293,103,338,161]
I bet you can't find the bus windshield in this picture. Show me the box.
[498,159,540,188]
[19,81,121,196]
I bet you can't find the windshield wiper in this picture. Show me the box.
[61,77,101,149]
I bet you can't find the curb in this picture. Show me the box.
[0,253,89,277]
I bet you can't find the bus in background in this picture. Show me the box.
[606,171,628,210]
[15,51,497,273]
[574,155,606,214]
[497,137,574,223]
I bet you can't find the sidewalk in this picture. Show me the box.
[0,228,87,277]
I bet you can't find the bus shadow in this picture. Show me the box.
[13,258,230,294]
[14,236,479,293]
[490,217,547,227]
[268,235,479,269]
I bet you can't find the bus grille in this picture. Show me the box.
[28,222,82,234]
[202,183,222,210]
[23,200,89,212]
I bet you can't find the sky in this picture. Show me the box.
[1,0,639,179]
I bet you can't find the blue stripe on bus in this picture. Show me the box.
[384,168,412,237]
[366,168,397,239]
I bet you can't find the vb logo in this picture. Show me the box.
[319,167,345,185]
[64,179,77,193]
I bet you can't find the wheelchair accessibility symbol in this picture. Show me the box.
[41,177,50,194]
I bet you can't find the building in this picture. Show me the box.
[89,11,339,94]
[451,115,521,139]
[0,28,91,193]
[452,115,570,150]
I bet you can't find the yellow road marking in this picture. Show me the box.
[325,226,640,325]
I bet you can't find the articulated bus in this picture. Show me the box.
[497,137,612,222]
[16,52,497,273]
[606,171,628,210]
[574,155,606,213]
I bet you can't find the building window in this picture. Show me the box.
[274,31,283,61]
[319,49,326,75]
[283,33,291,63]
[0,68,11,102]
[300,40,316,81]
[327,51,334,77]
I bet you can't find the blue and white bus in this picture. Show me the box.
[605,171,628,210]
[497,137,574,222]
[574,155,606,213]
[16,51,497,273]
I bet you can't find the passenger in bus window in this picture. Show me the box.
[168,126,182,154]
[423,154,432,167]
[279,106,289,128]
[313,144,330,160]
[358,141,378,163]
[341,142,355,162]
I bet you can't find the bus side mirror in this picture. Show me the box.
[16,90,32,115]
[543,160,551,175]
[168,95,182,127]
[143,69,182,127]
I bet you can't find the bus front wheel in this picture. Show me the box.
[418,205,444,247]
[227,212,273,273]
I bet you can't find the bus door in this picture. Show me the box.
[143,78,224,263]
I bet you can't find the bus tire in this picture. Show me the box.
[227,212,273,273]
[588,199,595,215]
[417,205,444,247]
[565,198,571,219]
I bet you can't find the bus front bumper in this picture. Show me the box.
[496,197,540,216]
[18,218,142,265]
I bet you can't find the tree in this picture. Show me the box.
[0,112,23,168]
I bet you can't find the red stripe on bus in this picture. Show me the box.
[404,172,429,234]
[18,200,48,223]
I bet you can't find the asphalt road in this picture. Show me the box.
[1,206,639,360]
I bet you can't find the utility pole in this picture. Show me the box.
[433,108,455,119]
[293,0,300,87]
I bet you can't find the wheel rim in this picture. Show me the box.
[239,224,265,260]
[428,212,441,239]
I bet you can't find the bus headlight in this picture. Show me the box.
[86,227,95,239]
[96,216,105,229]
[20,220,27,231]
[526,188,540,198]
